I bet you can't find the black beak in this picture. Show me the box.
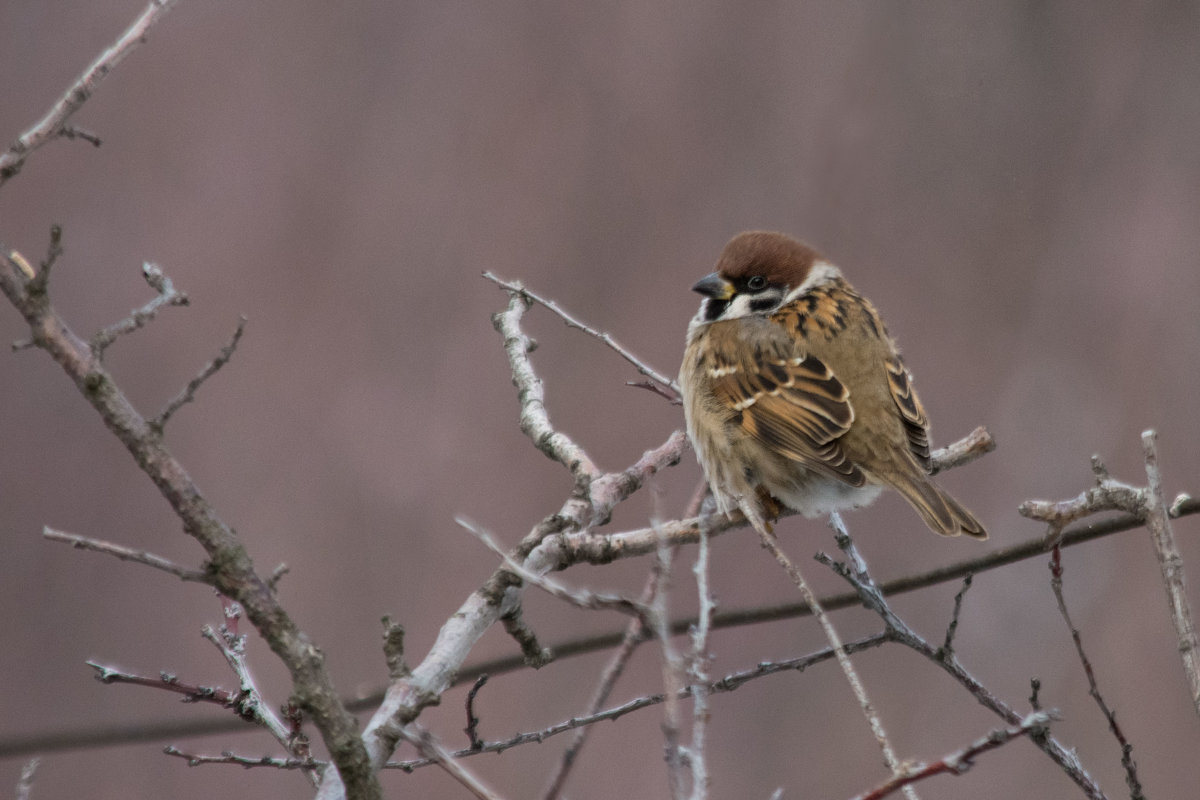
[691,272,734,299]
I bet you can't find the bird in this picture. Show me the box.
[679,230,986,539]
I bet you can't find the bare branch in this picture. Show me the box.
[928,425,995,474]
[937,574,974,660]
[1140,430,1200,717]
[381,617,410,680]
[760,514,913,799]
[650,526,687,800]
[151,315,247,432]
[200,612,316,785]
[540,575,657,800]
[463,675,489,751]
[43,526,206,582]
[458,516,647,618]
[1018,454,1146,539]
[163,746,317,771]
[388,632,891,772]
[819,523,1108,799]
[15,758,38,800]
[1048,546,1145,798]
[396,724,509,800]
[0,0,180,186]
[484,271,679,397]
[0,258,376,797]
[491,288,599,483]
[87,661,244,709]
[9,497,1196,762]
[850,712,1056,800]
[90,263,189,356]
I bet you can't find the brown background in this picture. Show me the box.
[2,2,1199,798]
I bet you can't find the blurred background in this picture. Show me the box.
[2,2,1198,798]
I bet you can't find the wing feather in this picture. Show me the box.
[885,354,932,470]
[708,330,864,485]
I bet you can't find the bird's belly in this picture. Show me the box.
[762,467,884,518]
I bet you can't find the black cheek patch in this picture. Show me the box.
[704,299,730,321]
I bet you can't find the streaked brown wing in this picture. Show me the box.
[708,328,865,485]
[885,354,931,470]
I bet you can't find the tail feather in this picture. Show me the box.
[892,473,987,539]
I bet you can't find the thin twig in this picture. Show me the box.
[1018,454,1146,540]
[1,248,375,797]
[926,425,995,475]
[820,526,1108,799]
[43,527,206,582]
[1048,546,1144,798]
[397,723,508,800]
[9,498,1195,763]
[763,513,913,800]
[463,675,489,751]
[650,521,688,800]
[937,575,974,660]
[540,573,658,800]
[457,516,647,618]
[89,262,189,356]
[163,746,317,771]
[1140,430,1200,717]
[0,0,180,186]
[151,315,247,431]
[15,758,38,800]
[87,661,245,708]
[686,521,715,800]
[387,632,892,772]
[850,712,1056,800]
[199,611,316,786]
[484,271,679,396]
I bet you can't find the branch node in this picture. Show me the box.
[381,616,410,680]
[90,262,189,357]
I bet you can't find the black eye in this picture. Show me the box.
[746,275,767,291]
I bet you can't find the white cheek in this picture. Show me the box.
[783,260,843,304]
[723,294,758,319]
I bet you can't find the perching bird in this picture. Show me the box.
[680,231,985,539]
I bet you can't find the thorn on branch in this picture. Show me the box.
[58,125,103,147]
[464,675,489,751]
[150,315,247,432]
[1029,678,1042,711]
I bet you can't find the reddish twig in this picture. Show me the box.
[850,712,1055,800]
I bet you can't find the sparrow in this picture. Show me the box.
[680,231,986,539]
